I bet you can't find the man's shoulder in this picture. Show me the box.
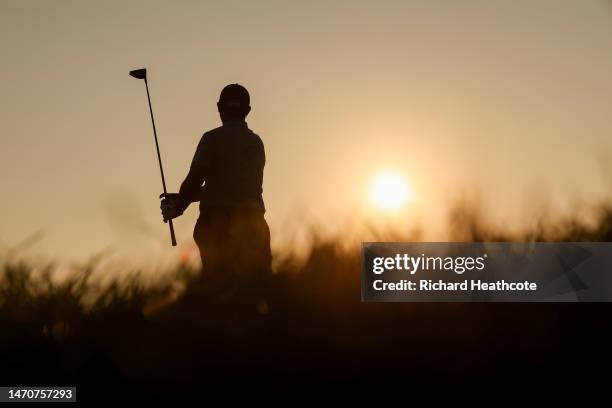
[202,125,225,138]
[248,129,264,146]
[203,125,263,145]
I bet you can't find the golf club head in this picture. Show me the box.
[129,68,147,80]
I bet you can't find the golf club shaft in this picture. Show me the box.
[143,78,177,246]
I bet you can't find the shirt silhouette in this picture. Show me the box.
[191,120,265,211]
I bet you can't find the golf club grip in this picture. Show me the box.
[168,219,177,246]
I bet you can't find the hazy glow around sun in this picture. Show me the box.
[370,171,413,212]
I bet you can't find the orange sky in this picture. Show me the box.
[2,0,612,261]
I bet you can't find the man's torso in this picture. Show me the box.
[191,121,265,212]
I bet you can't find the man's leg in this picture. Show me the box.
[192,209,272,309]
[193,211,231,274]
[229,210,271,279]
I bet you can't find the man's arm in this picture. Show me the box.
[176,166,205,210]
[160,134,209,221]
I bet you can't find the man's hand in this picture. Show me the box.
[160,193,186,222]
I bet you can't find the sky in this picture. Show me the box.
[1,0,612,261]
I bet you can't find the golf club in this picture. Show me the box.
[129,68,177,246]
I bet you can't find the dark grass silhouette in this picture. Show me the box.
[2,202,612,398]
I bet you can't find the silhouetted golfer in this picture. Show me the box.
[160,84,271,282]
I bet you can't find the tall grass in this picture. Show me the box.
[1,202,612,394]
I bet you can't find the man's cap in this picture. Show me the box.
[218,84,250,108]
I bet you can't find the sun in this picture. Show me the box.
[370,171,413,212]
